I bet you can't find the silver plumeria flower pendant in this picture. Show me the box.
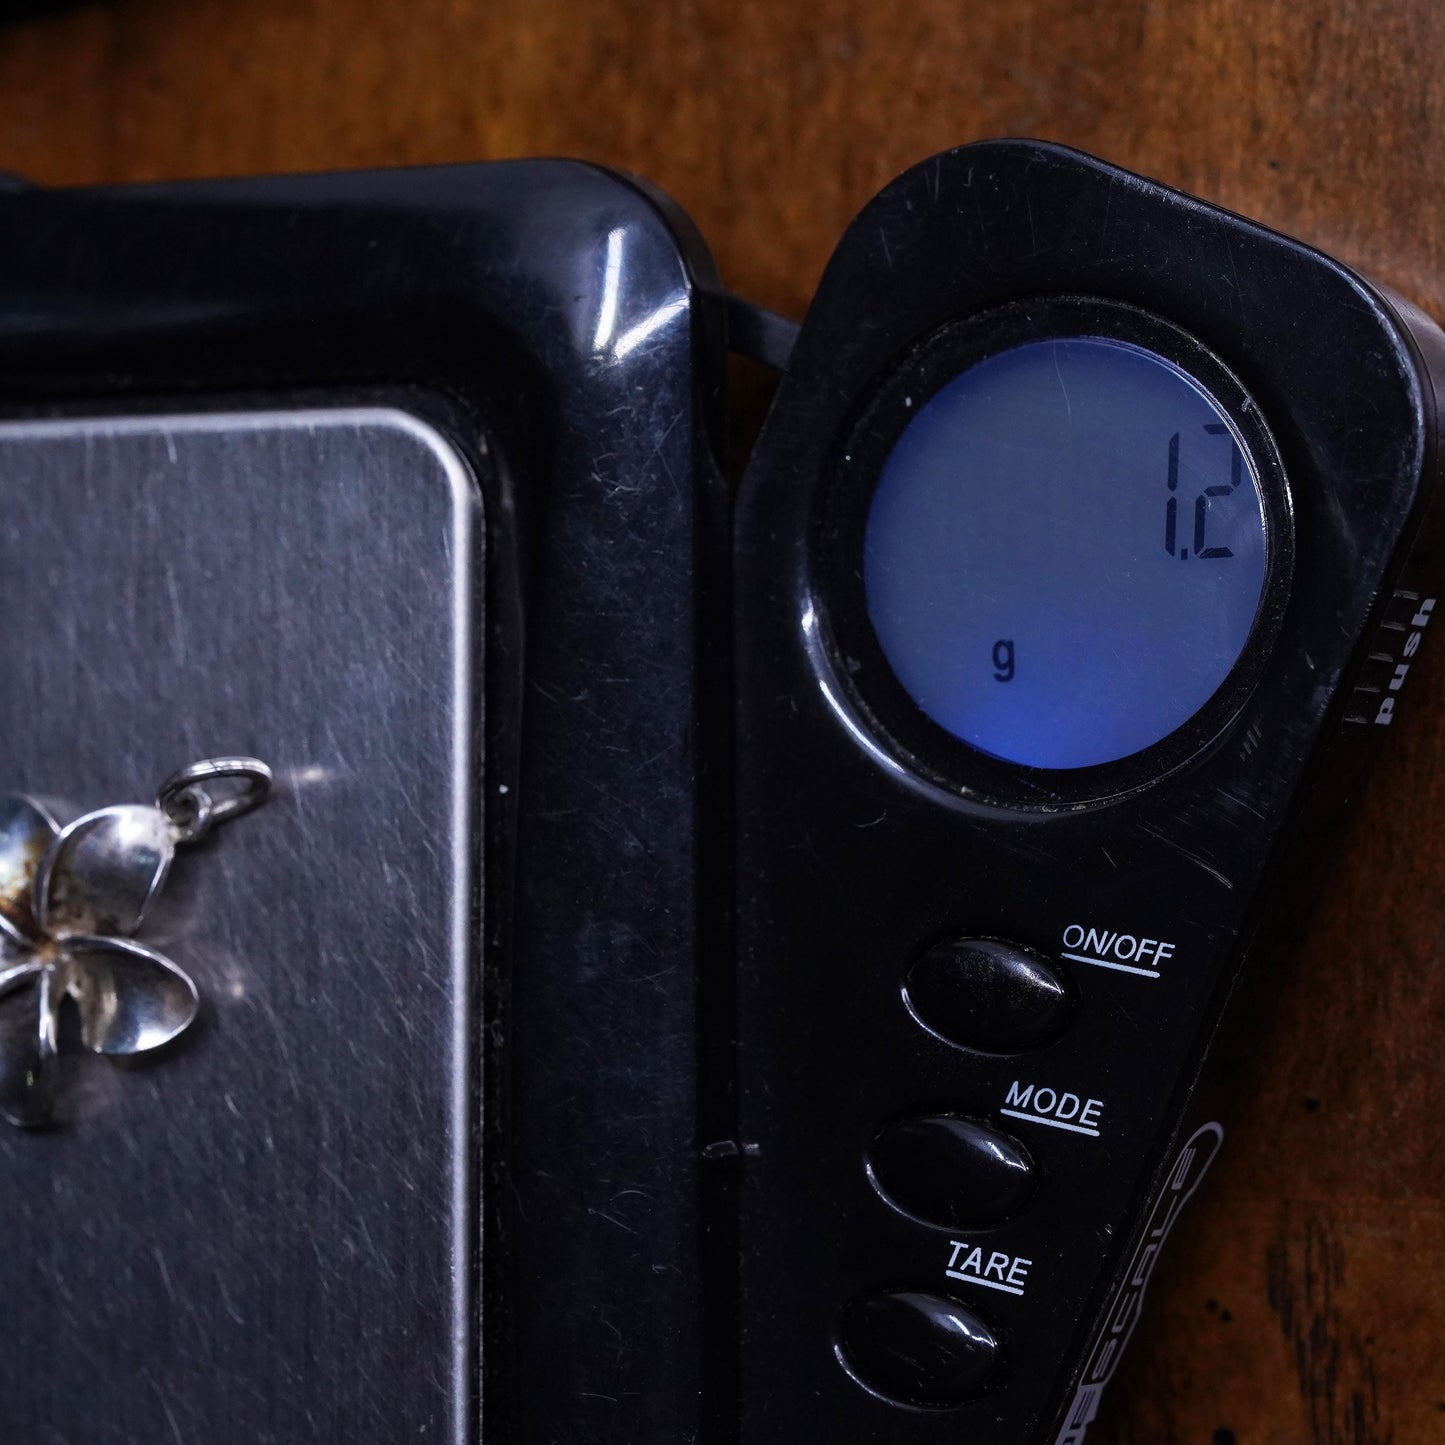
[0,757,271,1128]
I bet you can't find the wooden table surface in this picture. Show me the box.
[3,2,1442,1440]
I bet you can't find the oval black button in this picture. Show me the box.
[903,936,1074,1052]
[838,1288,1000,1404]
[869,1114,1033,1227]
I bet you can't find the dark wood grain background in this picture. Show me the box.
[2,2,1442,1440]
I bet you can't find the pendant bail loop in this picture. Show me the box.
[157,757,273,844]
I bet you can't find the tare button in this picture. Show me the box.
[837,1288,1001,1404]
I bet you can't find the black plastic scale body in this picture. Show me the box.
[733,141,1445,1442]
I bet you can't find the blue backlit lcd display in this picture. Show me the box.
[863,337,1269,770]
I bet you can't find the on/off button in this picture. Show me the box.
[903,937,1075,1053]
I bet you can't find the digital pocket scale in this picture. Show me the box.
[732,139,1445,1443]
[0,138,1438,1443]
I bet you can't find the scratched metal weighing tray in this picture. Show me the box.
[0,410,478,1437]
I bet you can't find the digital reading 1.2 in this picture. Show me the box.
[863,336,1269,771]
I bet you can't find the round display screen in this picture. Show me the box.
[862,334,1272,771]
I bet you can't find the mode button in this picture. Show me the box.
[868,1114,1034,1227]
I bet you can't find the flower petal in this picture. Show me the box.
[0,795,59,943]
[62,936,198,1055]
[0,962,56,1127]
[37,805,176,939]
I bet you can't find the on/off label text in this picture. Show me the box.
[1061,923,1174,979]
